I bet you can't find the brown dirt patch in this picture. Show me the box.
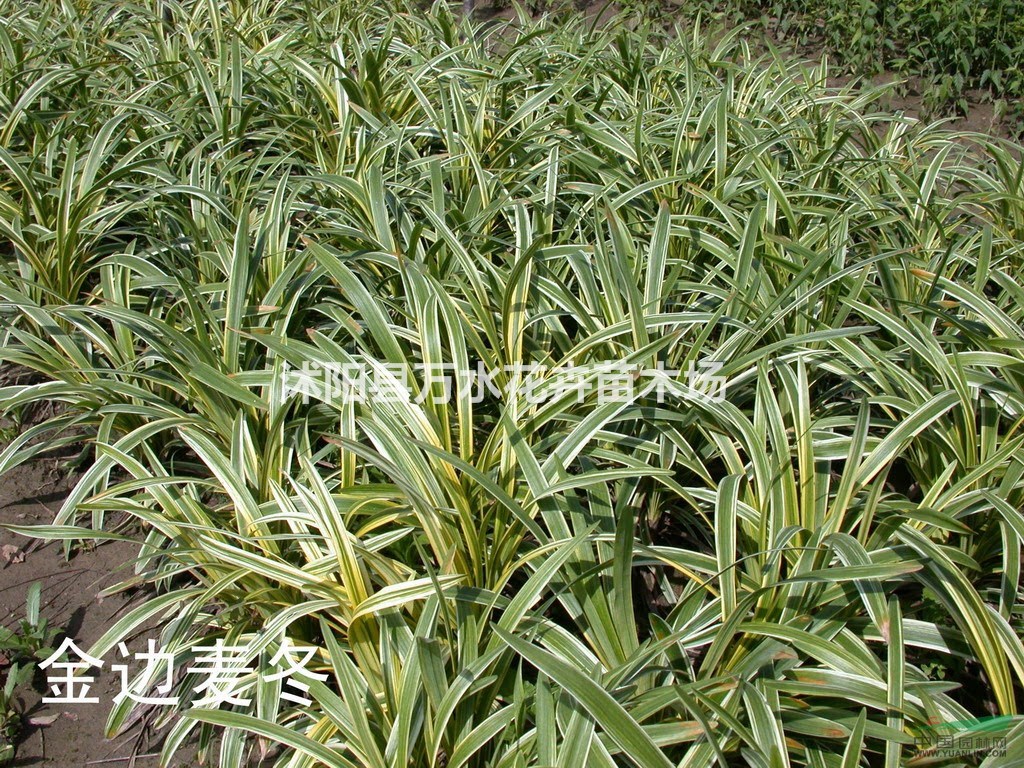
[0,461,156,767]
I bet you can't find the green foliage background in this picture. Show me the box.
[598,0,1024,125]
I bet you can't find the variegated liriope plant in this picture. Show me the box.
[2,0,1024,766]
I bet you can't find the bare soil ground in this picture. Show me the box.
[0,461,158,767]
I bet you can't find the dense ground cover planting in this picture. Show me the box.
[2,0,1024,765]
[589,0,1024,131]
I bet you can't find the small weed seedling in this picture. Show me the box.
[0,583,60,765]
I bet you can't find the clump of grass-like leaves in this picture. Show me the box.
[2,1,1024,766]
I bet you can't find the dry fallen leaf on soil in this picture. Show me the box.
[0,544,24,564]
